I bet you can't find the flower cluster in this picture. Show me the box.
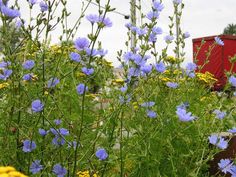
[208,134,228,150]
[0,166,27,177]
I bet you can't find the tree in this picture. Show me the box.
[223,23,236,35]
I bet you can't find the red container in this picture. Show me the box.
[193,35,236,90]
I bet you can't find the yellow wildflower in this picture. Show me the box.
[77,170,99,177]
[0,82,9,89]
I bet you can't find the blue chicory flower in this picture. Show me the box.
[38,128,48,136]
[140,64,152,74]
[228,127,236,134]
[146,11,160,20]
[30,160,43,174]
[0,61,11,69]
[0,69,12,80]
[22,60,35,70]
[214,36,224,46]
[176,107,195,122]
[96,148,108,160]
[23,73,33,81]
[74,37,90,51]
[70,52,81,62]
[208,134,228,150]
[164,35,174,43]
[52,164,67,177]
[141,102,155,107]
[82,67,94,75]
[184,32,190,39]
[86,14,99,24]
[147,110,157,118]
[39,1,48,12]
[166,82,178,88]
[155,61,166,73]
[120,85,127,92]
[47,77,60,88]
[29,0,37,5]
[153,1,164,11]
[99,16,112,27]
[1,5,20,18]
[218,159,233,174]
[76,83,88,95]
[152,26,163,35]
[213,109,226,119]
[22,140,36,153]
[229,75,236,87]
[173,0,182,5]
[54,119,62,125]
[31,99,44,113]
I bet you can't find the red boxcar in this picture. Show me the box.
[192,35,236,90]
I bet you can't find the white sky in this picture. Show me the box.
[17,0,236,67]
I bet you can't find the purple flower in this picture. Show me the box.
[213,109,226,119]
[31,99,44,113]
[38,128,47,136]
[125,22,132,29]
[214,36,224,46]
[85,48,98,56]
[22,60,35,70]
[166,82,178,88]
[146,11,160,20]
[97,49,108,57]
[68,141,78,149]
[96,148,108,160]
[22,140,36,153]
[186,62,197,71]
[15,19,24,29]
[173,0,182,5]
[228,127,236,133]
[99,16,112,27]
[70,52,81,62]
[82,67,94,75]
[29,0,37,5]
[184,32,190,39]
[153,1,164,11]
[39,1,48,12]
[218,159,233,174]
[30,160,43,174]
[86,14,99,24]
[0,61,11,69]
[152,27,163,35]
[52,164,67,177]
[208,135,228,150]
[23,73,33,81]
[230,165,236,176]
[54,119,62,125]
[141,101,155,107]
[176,102,189,110]
[47,77,60,88]
[50,128,69,136]
[140,64,152,74]
[176,108,195,122]
[74,37,89,51]
[155,61,166,73]
[120,85,127,92]
[76,83,88,95]
[164,35,174,43]
[52,136,66,146]
[1,6,20,18]
[147,110,157,118]
[0,69,12,80]
[229,76,236,87]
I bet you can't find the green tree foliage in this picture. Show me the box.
[223,23,236,35]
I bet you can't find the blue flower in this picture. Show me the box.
[0,61,11,69]
[97,49,108,57]
[15,19,24,29]
[176,102,189,110]
[141,102,155,107]
[173,0,182,5]
[213,109,226,119]
[228,127,236,134]
[76,83,88,95]
[152,27,163,35]
[50,128,69,136]
[208,134,228,150]
[120,85,127,92]
[229,76,236,87]
[39,1,48,12]
[69,52,81,62]
[155,61,166,73]
[99,16,112,27]
[52,136,66,146]
[147,110,157,118]
[153,1,164,11]
[31,99,44,113]
[86,14,99,24]
[1,6,20,18]
[0,69,12,80]
[22,140,36,153]
[82,67,94,75]
[230,165,236,176]
[140,64,152,74]
[22,60,35,70]
[47,77,60,88]
[96,148,108,160]
[30,160,43,174]
[186,62,197,71]
[164,35,174,43]
[68,141,78,149]
[214,36,224,46]
[54,119,62,125]
[166,82,178,88]
[146,11,160,20]
[184,32,190,39]
[29,0,37,5]
[85,48,98,56]
[23,73,33,81]
[74,37,89,51]
[38,128,47,136]
[176,108,195,122]
[52,164,67,177]
[218,159,233,174]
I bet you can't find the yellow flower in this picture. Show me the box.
[0,166,15,174]
[112,79,124,85]
[0,166,27,177]
[0,82,9,89]
[77,170,99,177]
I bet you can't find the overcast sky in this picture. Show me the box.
[18,0,236,67]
